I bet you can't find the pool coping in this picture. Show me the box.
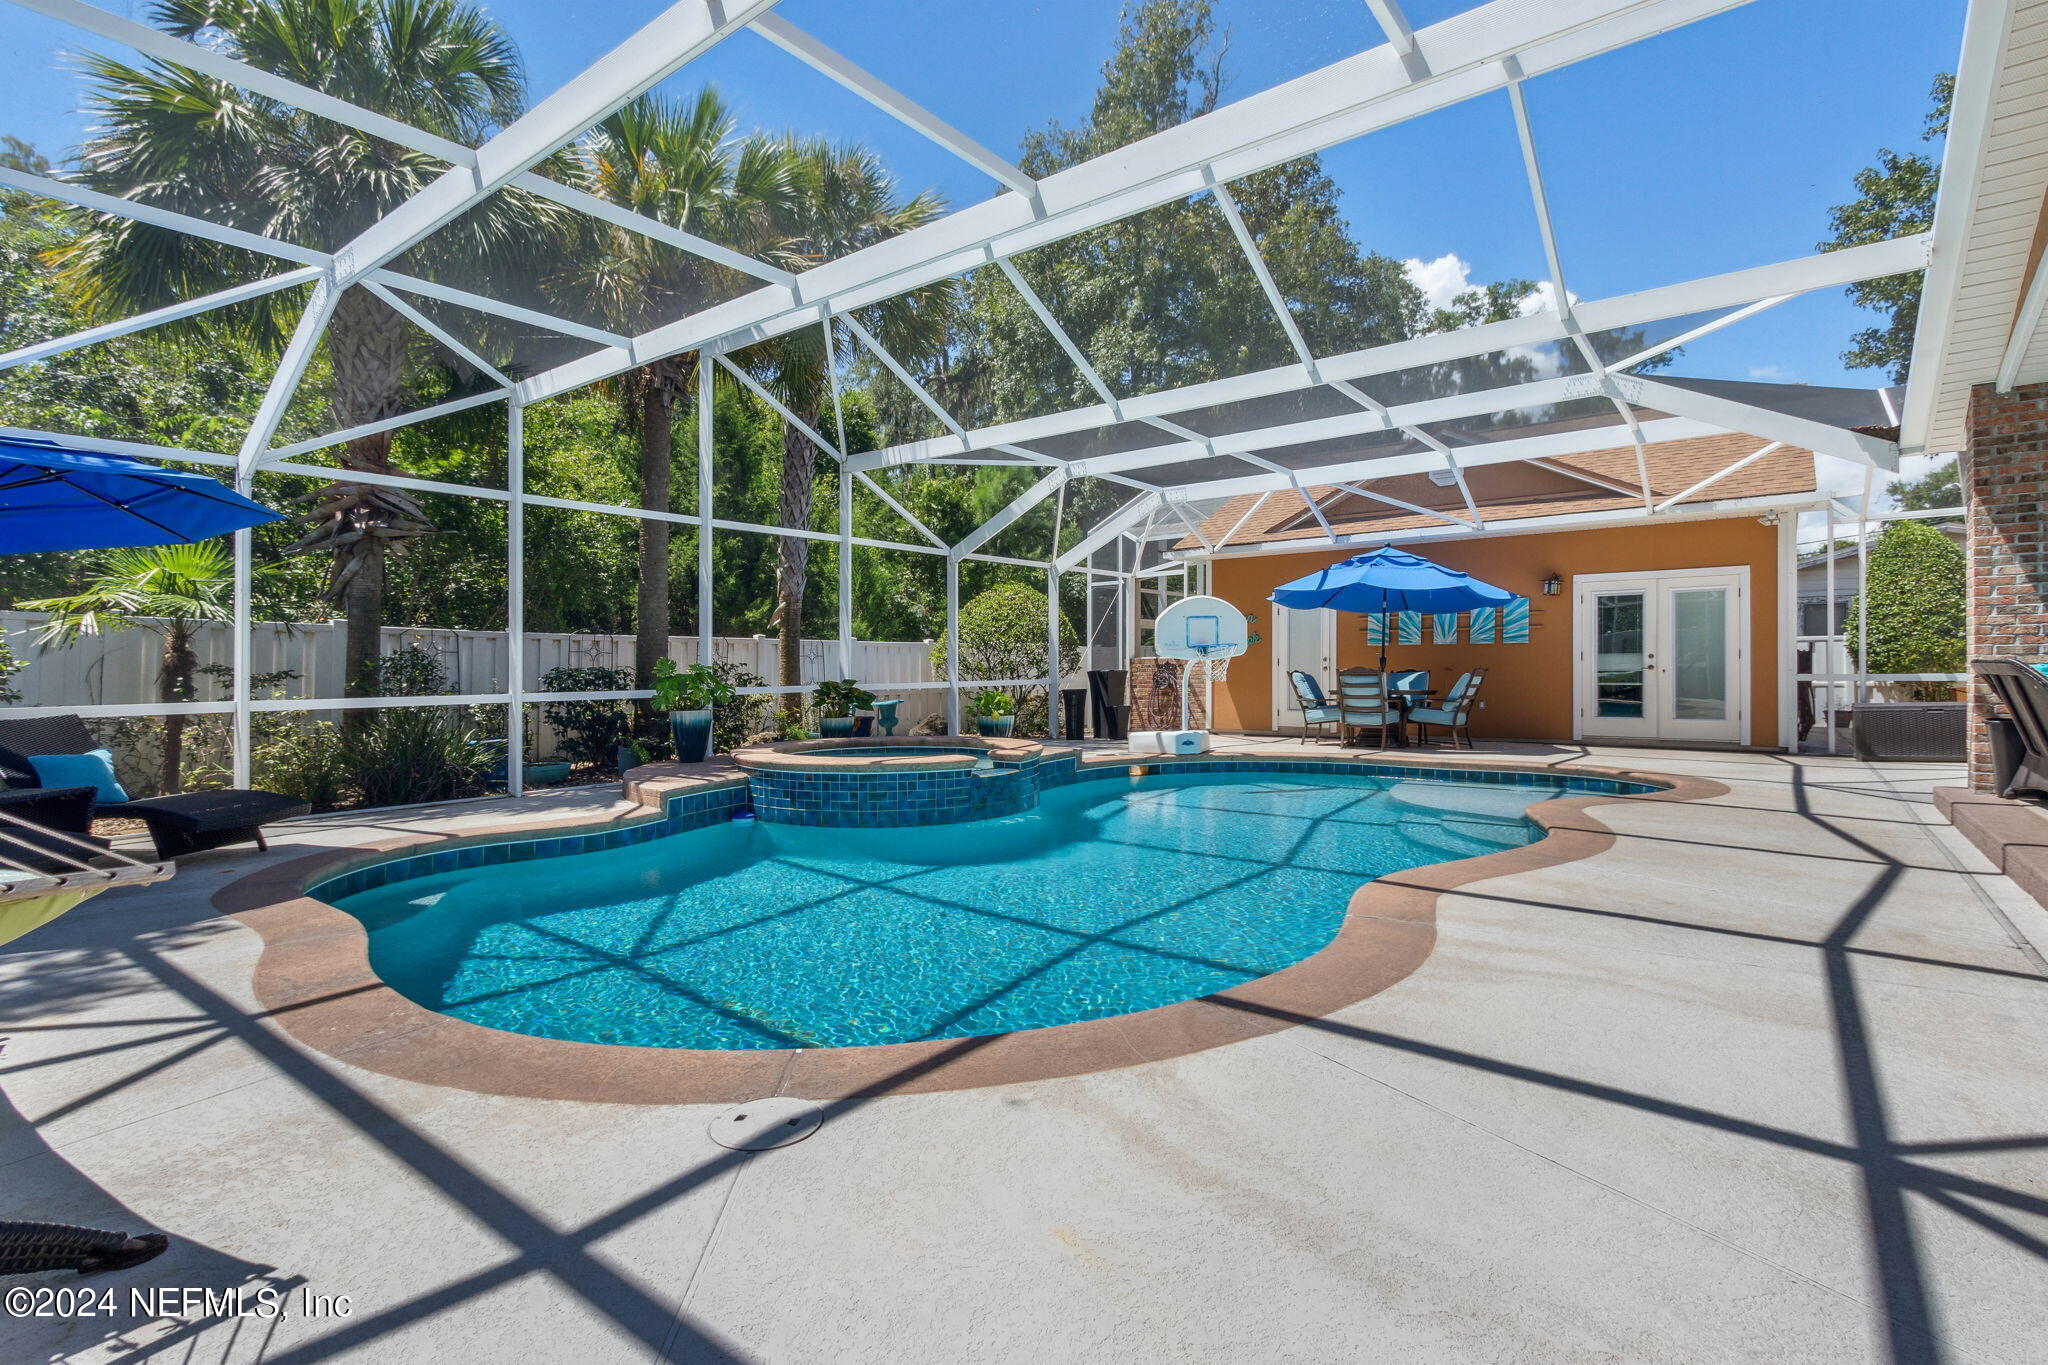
[730,735,1045,773]
[211,752,1728,1106]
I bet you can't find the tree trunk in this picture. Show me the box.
[158,623,196,794]
[319,289,412,707]
[773,413,820,716]
[630,357,690,734]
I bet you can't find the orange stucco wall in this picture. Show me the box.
[1209,516,1783,747]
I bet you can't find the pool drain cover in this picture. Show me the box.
[709,1098,823,1151]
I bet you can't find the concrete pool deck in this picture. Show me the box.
[1,739,2044,1363]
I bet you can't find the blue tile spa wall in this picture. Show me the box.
[744,760,1045,827]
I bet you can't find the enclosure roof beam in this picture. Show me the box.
[1652,441,1784,512]
[1621,375,1898,469]
[842,235,1927,473]
[369,272,632,349]
[517,0,1764,404]
[953,468,1068,559]
[714,353,842,458]
[0,266,323,372]
[328,0,781,286]
[263,389,510,462]
[360,280,516,389]
[1054,492,1160,572]
[13,1,801,287]
[0,167,328,266]
[751,14,1036,197]
[1164,414,1725,503]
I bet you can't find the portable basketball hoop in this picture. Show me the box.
[1132,596,1249,755]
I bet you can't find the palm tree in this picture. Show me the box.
[21,541,235,793]
[554,92,805,709]
[748,140,949,710]
[55,0,531,701]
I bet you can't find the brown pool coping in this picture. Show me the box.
[213,753,1728,1106]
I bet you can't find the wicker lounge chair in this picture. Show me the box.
[0,714,308,859]
[1406,669,1487,749]
[1287,670,1342,744]
[1335,667,1400,749]
[1974,658,2048,798]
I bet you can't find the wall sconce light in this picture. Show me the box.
[1540,574,1563,597]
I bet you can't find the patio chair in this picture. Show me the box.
[1335,667,1400,749]
[1286,670,1343,745]
[1974,658,2048,798]
[1406,669,1488,749]
[0,714,308,860]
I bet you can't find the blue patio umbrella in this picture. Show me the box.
[1269,545,1516,671]
[0,437,281,554]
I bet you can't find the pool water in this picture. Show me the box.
[334,771,1546,1050]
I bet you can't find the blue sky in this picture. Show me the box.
[3,0,1968,395]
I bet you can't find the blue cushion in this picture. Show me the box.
[1302,706,1341,722]
[26,749,129,804]
[1406,707,1460,725]
[1341,708,1398,724]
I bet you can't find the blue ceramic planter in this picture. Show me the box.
[668,708,713,764]
[976,715,1016,738]
[819,715,857,738]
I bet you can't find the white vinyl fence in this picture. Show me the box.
[1,612,943,755]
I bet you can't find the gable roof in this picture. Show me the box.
[1178,431,1818,551]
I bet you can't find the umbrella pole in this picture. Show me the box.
[1378,590,1389,673]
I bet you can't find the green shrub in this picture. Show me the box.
[707,659,771,753]
[929,582,1079,735]
[342,708,481,809]
[1843,521,1965,698]
[538,664,634,767]
[254,718,352,812]
[375,643,452,697]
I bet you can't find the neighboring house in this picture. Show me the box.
[1794,524,1965,636]
[1168,380,1899,748]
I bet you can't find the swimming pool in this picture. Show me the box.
[327,765,1604,1050]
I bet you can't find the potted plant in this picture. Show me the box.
[651,659,737,764]
[812,679,875,738]
[973,689,1016,738]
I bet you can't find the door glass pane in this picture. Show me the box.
[1595,593,1646,718]
[1671,588,1729,721]
[1281,608,1324,719]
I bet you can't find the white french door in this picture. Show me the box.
[1270,605,1336,732]
[1575,568,1747,744]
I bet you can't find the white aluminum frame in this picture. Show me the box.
[0,0,1965,775]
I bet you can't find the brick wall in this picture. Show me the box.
[1965,380,2048,789]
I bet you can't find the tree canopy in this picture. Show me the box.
[1821,73,1952,383]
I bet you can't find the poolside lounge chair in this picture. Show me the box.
[0,714,308,859]
[1974,658,2048,798]
[1287,670,1343,744]
[1335,667,1400,749]
[1406,669,1487,749]
[0,786,110,875]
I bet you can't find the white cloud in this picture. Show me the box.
[1747,364,1802,383]
[1403,253,1475,313]
[1402,255,1575,379]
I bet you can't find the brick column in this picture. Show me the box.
[1964,380,2048,790]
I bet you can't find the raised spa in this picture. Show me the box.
[730,735,1052,826]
